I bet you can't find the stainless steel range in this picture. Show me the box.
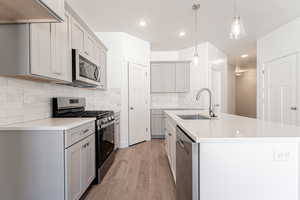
[52,97,116,184]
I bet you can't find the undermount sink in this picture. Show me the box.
[177,114,211,120]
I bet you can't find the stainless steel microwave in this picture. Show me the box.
[72,49,102,87]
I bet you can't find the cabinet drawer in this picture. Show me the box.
[151,109,165,115]
[65,122,95,148]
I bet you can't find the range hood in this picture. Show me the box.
[0,0,64,23]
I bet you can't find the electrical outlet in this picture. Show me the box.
[273,151,291,162]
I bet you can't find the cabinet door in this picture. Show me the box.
[94,45,101,66]
[39,0,65,20]
[71,18,85,52]
[99,49,107,88]
[151,115,164,137]
[175,62,190,92]
[51,12,72,82]
[84,33,94,58]
[81,135,96,190]
[30,23,52,78]
[65,141,83,200]
[151,63,176,93]
[170,127,176,181]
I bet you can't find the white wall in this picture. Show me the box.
[151,42,229,113]
[257,17,300,119]
[95,32,151,148]
[151,51,179,61]
[0,77,121,126]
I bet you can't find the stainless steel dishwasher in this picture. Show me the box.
[176,126,199,200]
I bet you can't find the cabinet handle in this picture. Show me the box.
[83,129,89,134]
[177,139,185,149]
[291,107,298,111]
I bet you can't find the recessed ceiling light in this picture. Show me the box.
[179,31,186,37]
[139,20,147,27]
[241,54,249,58]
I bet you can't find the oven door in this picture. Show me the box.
[96,121,115,168]
[72,49,101,87]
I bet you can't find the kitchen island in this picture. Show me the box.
[165,110,300,200]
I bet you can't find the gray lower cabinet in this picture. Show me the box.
[151,110,166,138]
[65,134,95,200]
[0,120,95,200]
[165,115,177,182]
[151,61,190,93]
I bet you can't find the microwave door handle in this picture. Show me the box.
[98,66,102,82]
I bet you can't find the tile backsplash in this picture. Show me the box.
[0,77,121,126]
[151,90,206,107]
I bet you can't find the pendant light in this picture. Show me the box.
[229,0,246,39]
[192,3,200,65]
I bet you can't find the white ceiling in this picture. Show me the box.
[67,0,300,64]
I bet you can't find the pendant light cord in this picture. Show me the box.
[193,3,200,55]
[234,0,237,16]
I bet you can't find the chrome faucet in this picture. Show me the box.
[196,88,217,118]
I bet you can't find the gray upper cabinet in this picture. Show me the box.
[151,61,190,93]
[0,0,65,23]
[71,18,85,53]
[0,2,107,88]
[39,0,65,21]
[31,12,72,82]
[175,62,190,92]
[69,4,107,90]
[151,63,176,93]
[0,13,72,82]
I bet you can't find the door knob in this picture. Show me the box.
[290,107,298,111]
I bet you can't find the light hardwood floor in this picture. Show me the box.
[84,140,176,200]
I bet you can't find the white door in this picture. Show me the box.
[211,66,224,113]
[263,54,298,125]
[129,63,149,145]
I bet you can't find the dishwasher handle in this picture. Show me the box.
[177,138,185,149]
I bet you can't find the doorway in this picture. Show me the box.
[262,53,298,125]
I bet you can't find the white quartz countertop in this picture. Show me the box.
[165,110,300,142]
[151,105,204,110]
[0,118,96,131]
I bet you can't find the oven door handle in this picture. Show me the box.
[100,120,115,129]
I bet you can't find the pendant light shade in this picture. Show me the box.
[193,52,199,65]
[192,3,200,65]
[229,0,246,40]
[230,16,246,39]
